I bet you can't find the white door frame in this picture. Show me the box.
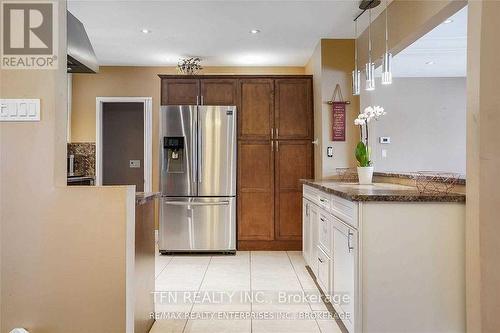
[95,97,153,193]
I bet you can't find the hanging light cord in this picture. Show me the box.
[385,0,389,51]
[354,20,358,70]
[368,7,372,64]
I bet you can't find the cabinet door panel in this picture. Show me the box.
[239,79,274,140]
[332,218,357,332]
[161,79,199,105]
[238,141,274,241]
[201,79,237,105]
[275,140,313,240]
[275,79,313,140]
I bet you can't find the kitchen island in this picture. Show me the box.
[302,180,465,333]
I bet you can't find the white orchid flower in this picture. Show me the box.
[354,118,365,126]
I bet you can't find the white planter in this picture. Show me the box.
[357,166,374,185]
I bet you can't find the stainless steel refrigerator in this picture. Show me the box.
[159,105,237,253]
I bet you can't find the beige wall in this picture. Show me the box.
[0,1,136,332]
[361,77,467,174]
[305,42,323,177]
[466,1,500,331]
[306,39,360,178]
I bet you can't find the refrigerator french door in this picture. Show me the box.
[159,105,236,253]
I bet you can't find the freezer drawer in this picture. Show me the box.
[159,197,236,252]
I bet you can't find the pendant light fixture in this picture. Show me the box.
[381,0,393,85]
[365,7,375,91]
[352,19,361,96]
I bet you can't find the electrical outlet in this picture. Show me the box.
[379,137,391,144]
[382,149,388,159]
[327,147,333,157]
[129,160,141,168]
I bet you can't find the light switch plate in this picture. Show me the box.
[0,99,40,122]
[129,160,141,168]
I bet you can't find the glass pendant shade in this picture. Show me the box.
[381,52,393,85]
[365,62,375,91]
[352,69,361,95]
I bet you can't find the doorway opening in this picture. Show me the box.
[96,97,153,192]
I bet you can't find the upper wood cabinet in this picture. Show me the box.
[238,79,274,140]
[160,77,236,106]
[201,79,237,106]
[274,79,313,140]
[161,79,199,105]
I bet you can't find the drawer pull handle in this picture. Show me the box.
[320,198,327,203]
[320,217,325,222]
[318,257,324,263]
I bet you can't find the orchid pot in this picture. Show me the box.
[357,166,374,185]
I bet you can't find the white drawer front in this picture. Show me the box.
[318,210,331,254]
[317,246,331,294]
[303,185,319,202]
[331,194,358,228]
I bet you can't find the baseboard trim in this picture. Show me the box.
[238,240,302,251]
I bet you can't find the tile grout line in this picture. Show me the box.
[181,255,213,333]
[286,251,323,333]
[155,255,173,280]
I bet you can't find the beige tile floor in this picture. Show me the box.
[150,250,342,333]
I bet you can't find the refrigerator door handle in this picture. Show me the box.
[198,108,203,183]
[192,113,197,184]
[164,200,230,206]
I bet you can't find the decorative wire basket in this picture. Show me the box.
[413,171,461,195]
[336,167,358,183]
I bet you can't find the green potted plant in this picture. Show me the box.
[354,106,386,184]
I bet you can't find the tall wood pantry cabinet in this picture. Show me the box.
[159,75,314,250]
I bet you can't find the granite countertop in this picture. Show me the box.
[301,180,466,203]
[136,192,161,205]
[374,171,466,186]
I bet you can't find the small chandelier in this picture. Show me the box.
[352,19,361,96]
[365,7,375,91]
[381,0,393,85]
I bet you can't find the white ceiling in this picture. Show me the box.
[68,0,385,67]
[384,6,467,77]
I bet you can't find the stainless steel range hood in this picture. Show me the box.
[67,11,99,73]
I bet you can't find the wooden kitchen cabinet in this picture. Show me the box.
[237,141,275,241]
[161,78,199,105]
[274,79,313,140]
[238,79,274,140]
[201,79,237,105]
[275,140,313,240]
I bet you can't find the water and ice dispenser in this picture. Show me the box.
[163,137,184,173]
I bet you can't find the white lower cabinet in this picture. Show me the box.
[332,216,357,333]
[302,185,358,333]
[303,184,466,333]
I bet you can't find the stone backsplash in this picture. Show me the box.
[67,142,95,177]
